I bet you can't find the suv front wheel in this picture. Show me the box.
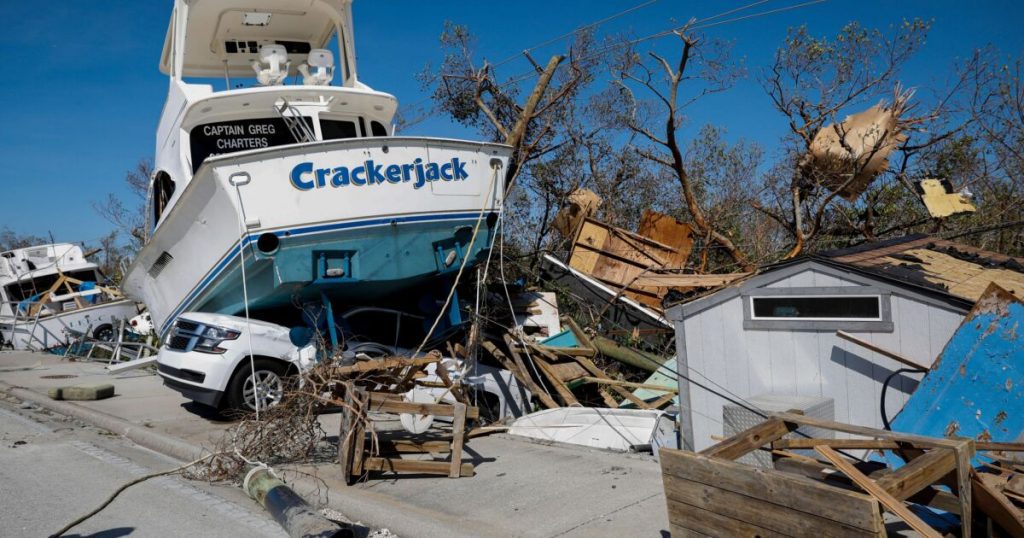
[224,358,290,412]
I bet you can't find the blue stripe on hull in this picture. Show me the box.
[159,211,491,336]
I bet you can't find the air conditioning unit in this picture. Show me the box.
[723,393,834,469]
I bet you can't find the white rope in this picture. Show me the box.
[496,208,555,402]
[231,179,261,421]
[412,161,502,358]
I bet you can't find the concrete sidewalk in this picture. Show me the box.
[0,350,670,537]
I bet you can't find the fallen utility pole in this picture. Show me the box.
[244,466,352,538]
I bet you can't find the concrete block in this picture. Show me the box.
[48,384,115,401]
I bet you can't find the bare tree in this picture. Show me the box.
[756,20,938,257]
[93,159,151,251]
[611,29,754,270]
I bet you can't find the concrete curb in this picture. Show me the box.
[0,380,205,463]
[0,380,494,538]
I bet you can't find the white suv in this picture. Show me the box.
[156,309,533,419]
[156,312,316,411]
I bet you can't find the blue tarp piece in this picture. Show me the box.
[78,281,98,304]
[889,284,1024,466]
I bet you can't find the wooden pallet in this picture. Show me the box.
[336,383,476,484]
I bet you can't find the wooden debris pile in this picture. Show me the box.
[482,318,676,411]
[551,189,749,312]
[660,412,1024,537]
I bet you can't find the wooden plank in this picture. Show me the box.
[562,317,595,351]
[874,448,957,500]
[835,330,928,371]
[449,402,466,478]
[815,446,942,538]
[572,354,651,408]
[532,356,580,406]
[660,449,883,532]
[951,439,974,538]
[577,376,677,393]
[350,390,369,477]
[332,355,440,375]
[379,440,452,453]
[533,345,597,358]
[974,470,1024,536]
[636,210,694,268]
[498,336,561,409]
[700,418,794,461]
[632,273,751,287]
[338,384,355,484]
[772,412,962,449]
[597,388,618,408]
[663,474,882,536]
[365,396,480,420]
[774,437,1024,453]
[545,361,589,381]
[664,498,787,538]
[362,457,475,477]
[482,340,548,407]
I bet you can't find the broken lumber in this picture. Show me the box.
[590,335,665,373]
[835,330,928,371]
[815,446,942,538]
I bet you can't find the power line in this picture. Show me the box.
[403,0,828,128]
[399,0,663,123]
[490,0,662,69]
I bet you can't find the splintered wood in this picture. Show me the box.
[660,413,1024,537]
[567,212,694,308]
[484,323,675,411]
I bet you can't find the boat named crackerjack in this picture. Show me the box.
[122,0,510,337]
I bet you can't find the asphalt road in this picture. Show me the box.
[0,399,286,538]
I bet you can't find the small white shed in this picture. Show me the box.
[665,235,1024,451]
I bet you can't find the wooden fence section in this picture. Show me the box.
[659,449,884,537]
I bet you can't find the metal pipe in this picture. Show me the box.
[243,466,352,538]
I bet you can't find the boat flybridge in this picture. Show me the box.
[123,0,511,338]
[0,244,139,350]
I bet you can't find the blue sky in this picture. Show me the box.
[0,1,1021,244]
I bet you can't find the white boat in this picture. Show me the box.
[122,0,511,338]
[0,244,140,350]
[507,407,678,456]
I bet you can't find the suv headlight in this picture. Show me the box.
[194,324,241,354]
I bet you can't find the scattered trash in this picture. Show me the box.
[917,178,976,218]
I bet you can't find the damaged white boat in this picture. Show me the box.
[0,244,139,350]
[122,0,511,338]
[508,407,678,456]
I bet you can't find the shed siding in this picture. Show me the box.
[682,267,964,451]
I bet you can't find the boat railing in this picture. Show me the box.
[1,300,63,351]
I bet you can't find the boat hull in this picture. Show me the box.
[123,137,509,336]
[0,300,140,351]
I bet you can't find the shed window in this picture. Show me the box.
[750,295,882,321]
